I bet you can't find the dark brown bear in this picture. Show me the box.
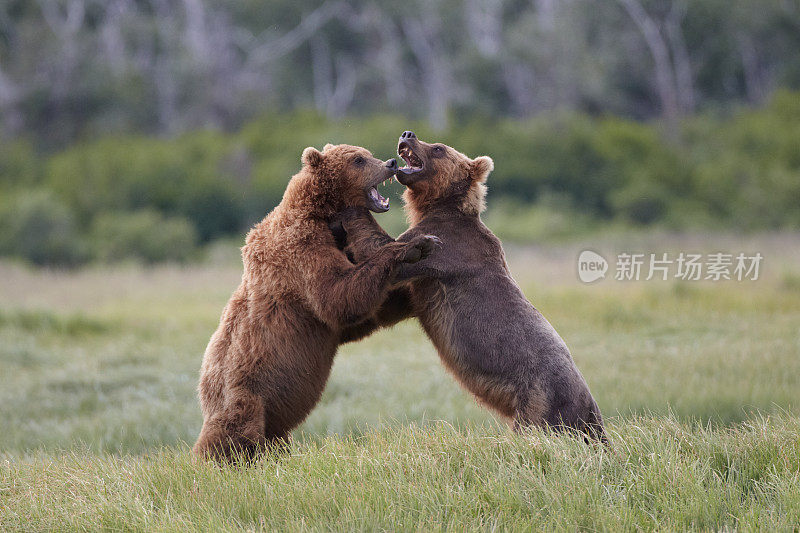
[193,143,437,462]
[335,132,606,442]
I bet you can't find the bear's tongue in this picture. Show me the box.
[369,186,389,209]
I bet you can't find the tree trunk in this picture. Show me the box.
[618,0,679,129]
[737,34,766,105]
[310,35,333,114]
[665,1,695,114]
[402,11,451,131]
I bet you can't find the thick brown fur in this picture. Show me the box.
[193,144,437,462]
[335,133,606,443]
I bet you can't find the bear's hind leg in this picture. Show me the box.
[193,391,267,463]
[541,395,608,446]
[511,386,548,433]
[575,399,608,445]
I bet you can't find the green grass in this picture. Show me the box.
[3,417,800,531]
[1,234,799,530]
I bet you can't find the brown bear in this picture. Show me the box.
[335,132,606,442]
[193,143,438,462]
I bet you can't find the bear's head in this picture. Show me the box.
[394,131,493,224]
[287,143,398,217]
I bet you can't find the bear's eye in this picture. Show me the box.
[433,145,444,154]
[353,156,366,166]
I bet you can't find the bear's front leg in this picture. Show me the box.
[303,235,437,329]
[329,207,395,263]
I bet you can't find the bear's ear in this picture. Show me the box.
[302,146,324,168]
[322,143,335,152]
[471,156,494,183]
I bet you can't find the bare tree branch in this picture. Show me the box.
[100,0,132,76]
[0,63,17,104]
[150,0,180,133]
[327,54,357,118]
[245,1,350,68]
[360,4,406,106]
[310,35,333,113]
[665,0,695,113]
[536,0,557,31]
[183,0,210,66]
[618,0,680,124]
[39,0,85,38]
[402,6,452,130]
[737,34,767,104]
[502,62,536,116]
[36,0,86,103]
[467,0,503,57]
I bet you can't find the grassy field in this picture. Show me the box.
[1,232,800,530]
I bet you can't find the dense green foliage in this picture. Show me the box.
[1,92,799,265]
[0,189,88,267]
[89,210,198,264]
[1,0,799,265]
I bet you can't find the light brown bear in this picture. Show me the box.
[335,132,606,443]
[193,143,437,462]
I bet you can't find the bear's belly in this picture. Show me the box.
[416,275,572,384]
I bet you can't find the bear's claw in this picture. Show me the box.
[417,235,441,259]
[401,234,440,263]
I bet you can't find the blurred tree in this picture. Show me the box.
[0,0,799,267]
[90,209,198,264]
[2,0,798,146]
[0,189,88,266]
[617,0,694,131]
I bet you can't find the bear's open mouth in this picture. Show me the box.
[397,141,424,175]
[366,184,390,213]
